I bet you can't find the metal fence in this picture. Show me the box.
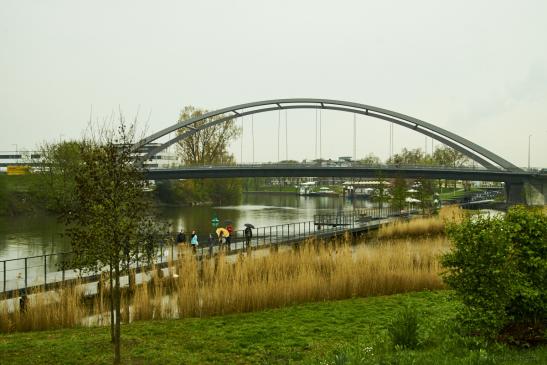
[1,208,402,295]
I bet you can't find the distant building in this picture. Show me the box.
[133,143,178,169]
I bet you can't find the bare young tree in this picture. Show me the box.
[63,119,158,364]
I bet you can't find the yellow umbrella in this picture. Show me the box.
[216,227,229,237]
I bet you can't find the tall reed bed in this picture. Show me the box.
[0,284,86,332]
[133,236,448,320]
[378,205,465,239]
[0,235,449,333]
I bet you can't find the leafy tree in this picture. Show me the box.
[372,174,389,209]
[390,177,408,211]
[34,141,83,212]
[432,146,470,189]
[414,178,435,214]
[441,206,547,343]
[432,145,469,167]
[387,148,431,166]
[358,153,382,165]
[174,106,242,205]
[63,121,159,364]
[176,106,240,166]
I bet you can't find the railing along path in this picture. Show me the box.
[1,207,406,297]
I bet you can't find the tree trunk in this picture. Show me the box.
[114,264,121,365]
[109,266,114,343]
[125,253,131,323]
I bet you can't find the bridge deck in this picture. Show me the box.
[145,164,545,183]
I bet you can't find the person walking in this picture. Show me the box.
[190,230,198,253]
[244,226,253,250]
[226,224,233,252]
[176,229,186,245]
[218,231,225,252]
[208,233,215,257]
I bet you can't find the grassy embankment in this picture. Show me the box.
[2,291,546,364]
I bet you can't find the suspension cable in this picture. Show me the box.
[240,110,244,164]
[278,109,281,162]
[315,110,318,160]
[319,109,322,160]
[285,110,288,161]
[353,113,356,161]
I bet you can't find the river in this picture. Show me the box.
[0,193,377,261]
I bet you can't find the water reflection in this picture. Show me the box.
[0,214,69,260]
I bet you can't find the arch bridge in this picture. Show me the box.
[134,98,546,205]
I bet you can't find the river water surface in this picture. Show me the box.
[0,193,376,261]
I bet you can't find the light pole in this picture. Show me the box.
[528,134,532,170]
[11,144,18,153]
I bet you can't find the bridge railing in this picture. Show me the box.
[147,162,492,171]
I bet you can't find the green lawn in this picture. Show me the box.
[1,291,545,364]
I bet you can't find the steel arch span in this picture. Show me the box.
[133,98,521,171]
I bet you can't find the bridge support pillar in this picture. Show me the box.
[505,179,546,206]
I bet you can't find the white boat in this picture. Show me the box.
[298,181,316,195]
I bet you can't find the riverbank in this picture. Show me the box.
[1,290,545,364]
[0,174,242,217]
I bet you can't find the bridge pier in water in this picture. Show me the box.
[505,178,547,206]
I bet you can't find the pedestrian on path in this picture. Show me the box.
[208,233,215,257]
[244,226,252,250]
[226,224,233,251]
[190,230,198,253]
[176,229,186,245]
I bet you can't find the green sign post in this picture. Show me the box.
[211,216,219,229]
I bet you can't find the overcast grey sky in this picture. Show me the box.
[1,0,546,167]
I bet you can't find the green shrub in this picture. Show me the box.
[388,305,420,349]
[441,206,547,342]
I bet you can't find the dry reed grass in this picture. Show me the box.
[378,205,465,239]
[0,235,449,333]
[0,283,86,332]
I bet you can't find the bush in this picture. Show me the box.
[441,206,547,343]
[388,305,420,349]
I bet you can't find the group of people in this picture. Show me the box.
[175,230,199,252]
[175,223,254,254]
